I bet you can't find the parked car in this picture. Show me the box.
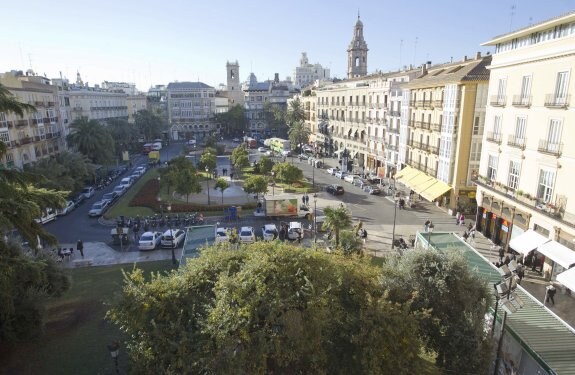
[258,146,267,152]
[326,167,339,175]
[326,184,345,195]
[88,200,109,217]
[364,185,382,195]
[134,166,146,176]
[281,150,291,157]
[262,224,278,241]
[302,145,313,153]
[215,227,230,243]
[113,185,127,196]
[298,154,309,160]
[239,226,256,244]
[334,170,347,179]
[265,150,273,156]
[138,231,163,250]
[57,200,77,216]
[232,138,240,143]
[81,186,95,199]
[186,139,197,146]
[353,177,368,188]
[344,174,359,183]
[101,192,119,205]
[287,222,303,241]
[160,229,186,248]
[119,177,133,189]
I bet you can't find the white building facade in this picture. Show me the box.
[167,81,216,141]
[293,52,330,89]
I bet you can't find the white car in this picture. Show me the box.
[215,227,229,243]
[88,200,109,217]
[119,177,132,189]
[134,166,146,176]
[326,167,339,175]
[160,229,185,248]
[113,185,127,196]
[334,171,347,179]
[344,174,359,183]
[138,231,163,250]
[287,222,304,241]
[258,146,267,153]
[262,224,278,241]
[239,226,256,244]
[265,150,273,156]
[187,139,197,146]
[57,200,77,216]
[233,138,240,143]
[81,186,95,199]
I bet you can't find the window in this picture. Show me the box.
[0,112,7,127]
[547,119,562,151]
[519,75,531,103]
[493,115,502,135]
[507,160,520,189]
[470,142,482,162]
[0,130,9,143]
[554,71,569,104]
[496,79,507,103]
[515,117,526,141]
[537,169,555,203]
[487,155,498,180]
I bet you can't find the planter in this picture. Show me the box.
[516,195,536,206]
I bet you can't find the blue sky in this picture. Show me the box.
[1,0,573,91]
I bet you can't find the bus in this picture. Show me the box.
[245,137,257,149]
[142,143,153,154]
[266,138,291,155]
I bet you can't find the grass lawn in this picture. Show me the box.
[104,169,161,219]
[0,260,175,375]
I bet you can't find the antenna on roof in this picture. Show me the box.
[399,39,403,71]
[509,5,516,31]
[413,37,418,66]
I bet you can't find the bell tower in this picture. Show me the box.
[347,15,368,78]
[226,61,244,106]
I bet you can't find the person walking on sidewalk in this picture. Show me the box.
[545,284,556,305]
[76,239,84,258]
[498,247,505,263]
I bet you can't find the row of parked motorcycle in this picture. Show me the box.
[94,165,130,191]
[116,213,205,232]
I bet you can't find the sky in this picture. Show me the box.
[1,0,574,92]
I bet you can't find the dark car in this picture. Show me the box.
[364,185,382,195]
[326,184,345,195]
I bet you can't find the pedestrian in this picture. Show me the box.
[516,263,525,284]
[424,220,431,230]
[545,284,556,305]
[399,198,405,210]
[504,255,511,265]
[76,239,84,258]
[230,173,234,180]
[305,194,309,205]
[462,231,469,242]
[456,212,461,225]
[297,230,302,243]
[531,252,539,272]
[361,228,368,244]
[498,247,505,263]
[459,213,465,226]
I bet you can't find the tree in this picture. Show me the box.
[380,249,493,373]
[0,83,36,116]
[286,98,305,126]
[215,104,247,136]
[135,109,165,141]
[0,240,70,343]
[214,178,230,205]
[242,175,268,198]
[338,230,363,256]
[322,206,352,249]
[288,121,311,153]
[25,152,95,195]
[272,162,303,186]
[107,118,138,154]
[174,167,202,204]
[263,102,287,135]
[198,147,217,172]
[108,243,424,374]
[256,155,274,175]
[230,145,249,175]
[66,117,115,165]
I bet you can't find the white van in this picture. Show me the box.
[152,142,162,151]
[119,177,132,189]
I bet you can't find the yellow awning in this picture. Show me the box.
[420,180,452,201]
[394,166,418,181]
[404,173,433,190]
[409,177,437,193]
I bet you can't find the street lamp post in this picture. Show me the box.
[312,153,316,189]
[205,166,211,205]
[313,193,318,244]
[271,171,275,196]
[158,196,163,216]
[426,222,435,249]
[391,196,398,250]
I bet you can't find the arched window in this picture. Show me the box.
[355,57,360,67]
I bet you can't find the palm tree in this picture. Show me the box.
[287,121,311,153]
[0,83,36,116]
[286,98,305,126]
[67,117,115,165]
[323,206,352,249]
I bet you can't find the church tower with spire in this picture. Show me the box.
[347,14,368,78]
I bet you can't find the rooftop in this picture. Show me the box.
[167,81,214,90]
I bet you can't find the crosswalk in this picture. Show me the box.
[390,197,470,233]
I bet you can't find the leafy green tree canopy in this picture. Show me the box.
[322,206,353,248]
[271,162,303,185]
[243,175,268,197]
[66,117,115,165]
[108,243,424,374]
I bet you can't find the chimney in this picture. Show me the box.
[476,51,481,59]
[421,62,428,75]
[274,73,279,83]
[463,55,468,61]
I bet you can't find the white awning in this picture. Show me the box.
[557,267,575,292]
[508,229,550,255]
[537,241,575,269]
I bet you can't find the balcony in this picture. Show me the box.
[20,136,33,145]
[489,95,506,107]
[507,135,526,150]
[537,140,563,157]
[421,101,434,109]
[427,145,439,155]
[486,131,502,145]
[389,110,401,117]
[34,101,45,106]
[387,127,399,135]
[544,94,570,109]
[511,95,532,108]
[409,140,424,149]
[16,120,28,127]
[387,144,398,152]
[432,100,443,108]
[430,123,442,132]
[408,120,416,129]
